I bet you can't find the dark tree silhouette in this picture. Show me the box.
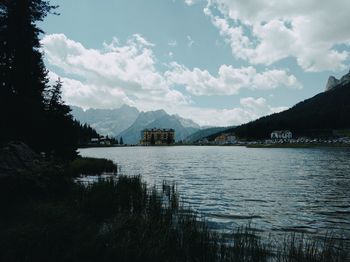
[44,78,78,159]
[0,0,57,150]
[74,121,100,146]
[119,137,124,145]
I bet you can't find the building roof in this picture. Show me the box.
[142,128,175,132]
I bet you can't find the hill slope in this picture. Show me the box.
[219,76,350,140]
[185,126,232,143]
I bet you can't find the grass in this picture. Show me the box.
[0,158,348,262]
[68,157,117,176]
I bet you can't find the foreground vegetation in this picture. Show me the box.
[0,158,348,262]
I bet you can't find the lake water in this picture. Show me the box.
[79,146,350,240]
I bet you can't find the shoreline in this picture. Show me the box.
[79,143,350,149]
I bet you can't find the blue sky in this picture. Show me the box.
[41,0,350,126]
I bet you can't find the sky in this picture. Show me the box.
[41,0,350,126]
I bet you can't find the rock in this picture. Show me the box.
[326,70,350,91]
[340,70,350,83]
[325,76,340,91]
[0,141,39,177]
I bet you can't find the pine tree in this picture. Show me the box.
[119,137,124,145]
[0,0,57,149]
[45,78,77,159]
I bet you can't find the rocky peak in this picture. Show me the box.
[325,70,350,91]
[340,70,350,83]
[325,76,340,91]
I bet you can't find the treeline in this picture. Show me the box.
[218,82,350,140]
[0,0,98,159]
[75,121,100,146]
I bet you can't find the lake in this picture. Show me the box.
[79,146,350,240]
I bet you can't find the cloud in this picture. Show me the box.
[165,63,302,96]
[171,97,287,126]
[205,0,350,72]
[42,33,290,126]
[168,40,177,47]
[187,35,194,48]
[42,33,190,111]
[184,0,199,6]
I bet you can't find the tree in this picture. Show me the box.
[119,137,124,145]
[45,78,77,159]
[0,0,57,150]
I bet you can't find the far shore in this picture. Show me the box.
[79,143,350,149]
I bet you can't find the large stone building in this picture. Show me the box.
[140,128,175,145]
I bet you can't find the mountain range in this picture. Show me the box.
[70,105,202,144]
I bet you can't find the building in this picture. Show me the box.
[140,128,175,145]
[270,130,292,140]
[90,136,111,145]
[214,133,237,144]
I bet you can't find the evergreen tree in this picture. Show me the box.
[0,0,57,149]
[45,78,77,159]
[119,137,124,145]
[74,121,100,146]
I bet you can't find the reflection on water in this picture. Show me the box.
[79,146,350,239]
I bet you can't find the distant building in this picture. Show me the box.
[271,130,292,140]
[90,136,111,145]
[90,138,99,143]
[214,133,236,144]
[140,128,175,145]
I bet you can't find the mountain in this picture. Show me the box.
[70,105,139,137]
[118,110,201,144]
[213,71,350,140]
[145,115,200,141]
[325,70,350,91]
[71,104,203,144]
[184,126,232,143]
[117,110,168,144]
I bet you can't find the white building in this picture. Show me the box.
[271,130,292,140]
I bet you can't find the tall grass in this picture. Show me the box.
[0,160,348,261]
[68,157,117,176]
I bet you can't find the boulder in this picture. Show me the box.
[0,142,39,177]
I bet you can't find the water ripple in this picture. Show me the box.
[79,146,350,239]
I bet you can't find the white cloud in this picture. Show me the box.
[170,97,287,126]
[165,63,301,96]
[184,0,199,6]
[168,40,177,47]
[205,0,350,72]
[42,33,290,126]
[187,35,194,48]
[42,33,190,111]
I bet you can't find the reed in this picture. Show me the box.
[0,159,347,262]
